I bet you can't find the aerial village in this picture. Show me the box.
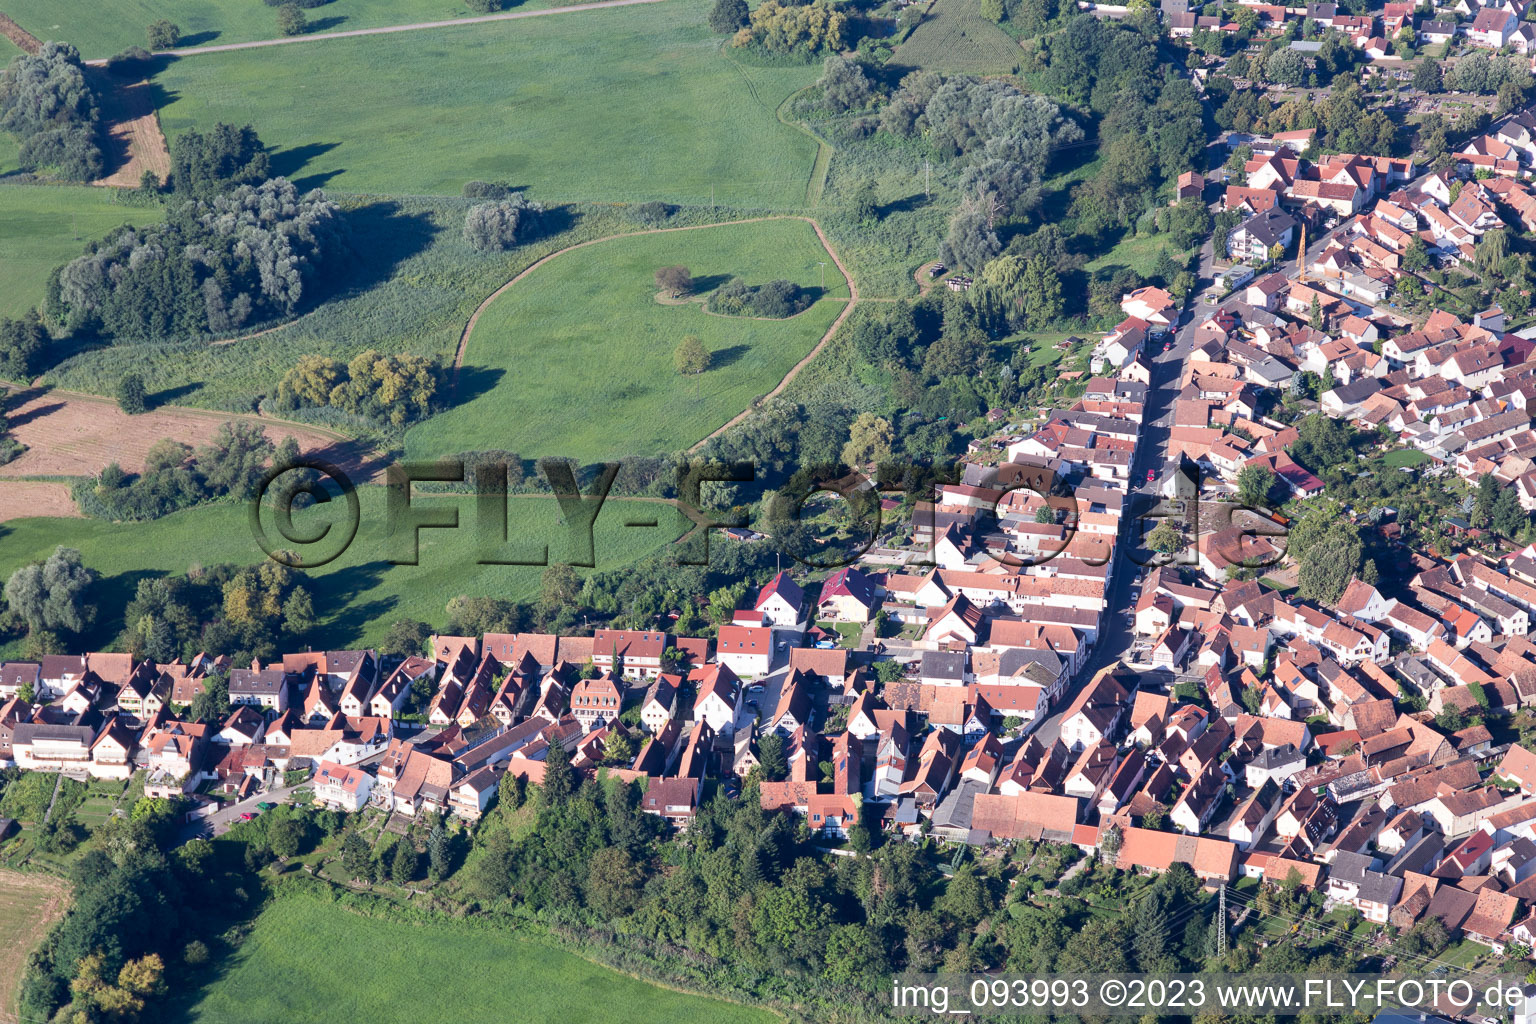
[28,17,1536,970]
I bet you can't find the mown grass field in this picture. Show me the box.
[1083,229,1194,278]
[406,218,847,463]
[6,0,571,61]
[150,1,821,204]
[0,870,68,1024]
[891,0,1022,75]
[0,487,690,651]
[0,185,166,322]
[178,895,774,1024]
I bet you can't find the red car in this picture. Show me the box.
[1163,341,1172,353]
[240,812,256,821]
[1147,469,1156,482]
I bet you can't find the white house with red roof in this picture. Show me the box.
[754,571,807,630]
[314,760,373,812]
[716,625,773,678]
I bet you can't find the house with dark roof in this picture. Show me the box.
[817,568,879,622]
[1228,207,1297,262]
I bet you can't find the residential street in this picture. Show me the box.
[1029,229,1219,745]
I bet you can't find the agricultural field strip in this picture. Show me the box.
[79,0,669,63]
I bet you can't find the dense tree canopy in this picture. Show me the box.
[55,178,350,341]
[274,349,440,426]
[170,122,271,197]
[0,42,103,181]
[4,546,96,640]
[0,309,49,381]
[731,0,849,54]
[708,278,814,318]
[817,56,874,113]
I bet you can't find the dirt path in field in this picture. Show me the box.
[448,215,859,453]
[0,12,40,54]
[0,482,82,524]
[89,73,172,189]
[79,0,667,63]
[688,218,859,451]
[0,871,67,1024]
[0,382,387,484]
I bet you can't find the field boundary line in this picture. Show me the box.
[81,0,668,63]
[448,215,859,454]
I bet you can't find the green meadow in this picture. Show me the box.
[178,895,775,1024]
[149,1,822,204]
[5,0,568,62]
[0,486,689,651]
[0,185,166,321]
[891,0,1023,75]
[406,217,847,463]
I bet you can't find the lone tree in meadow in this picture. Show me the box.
[276,4,308,36]
[655,265,693,298]
[146,20,181,49]
[674,334,711,375]
[116,372,148,415]
[463,195,543,251]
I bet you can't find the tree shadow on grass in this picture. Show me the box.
[87,569,162,648]
[876,192,929,218]
[176,30,220,47]
[690,273,733,294]
[269,141,341,182]
[451,366,506,406]
[709,344,750,369]
[306,16,349,32]
[333,202,442,298]
[309,560,397,643]
[149,382,205,407]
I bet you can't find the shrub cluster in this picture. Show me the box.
[708,278,814,318]
[463,194,544,251]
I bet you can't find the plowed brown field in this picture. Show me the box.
[1,385,384,484]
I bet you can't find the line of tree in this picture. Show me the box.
[77,420,283,521]
[271,350,441,426]
[0,42,104,181]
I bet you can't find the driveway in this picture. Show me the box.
[178,779,308,844]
